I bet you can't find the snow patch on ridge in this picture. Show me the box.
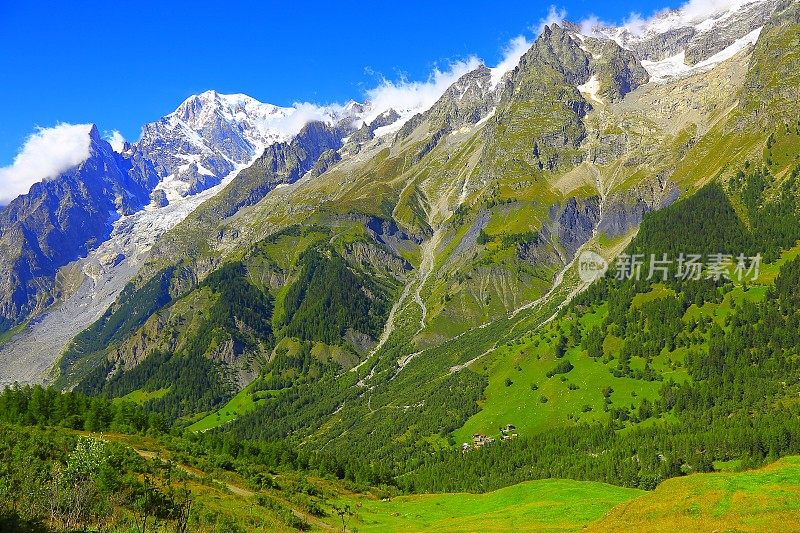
[696,26,763,68]
[372,121,405,139]
[642,52,694,82]
[578,76,602,103]
[642,26,762,83]
[581,0,769,41]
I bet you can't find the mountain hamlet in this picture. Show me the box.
[1,0,800,530]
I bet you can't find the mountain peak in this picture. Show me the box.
[87,123,104,146]
[171,90,289,126]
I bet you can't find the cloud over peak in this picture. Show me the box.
[0,123,94,205]
[538,5,568,35]
[363,56,483,124]
[490,35,533,87]
[104,130,126,152]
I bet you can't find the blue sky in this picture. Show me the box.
[0,0,685,165]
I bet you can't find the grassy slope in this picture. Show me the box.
[187,383,264,432]
[73,429,639,532]
[453,307,667,444]
[348,480,643,533]
[51,425,800,533]
[117,387,169,405]
[588,456,800,532]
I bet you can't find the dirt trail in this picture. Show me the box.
[133,448,336,531]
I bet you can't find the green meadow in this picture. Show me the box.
[346,479,644,532]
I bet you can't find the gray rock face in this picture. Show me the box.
[364,216,424,259]
[492,23,591,109]
[396,65,496,147]
[370,109,401,130]
[599,179,681,238]
[590,40,650,101]
[307,149,342,179]
[591,132,631,165]
[479,23,594,178]
[684,3,776,64]
[626,27,697,62]
[556,197,602,259]
[451,210,491,260]
[215,120,352,219]
[386,65,500,167]
[426,65,495,128]
[344,242,411,281]
[348,109,402,145]
[517,197,601,267]
[150,189,169,207]
[531,24,592,87]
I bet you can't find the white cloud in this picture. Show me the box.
[359,28,549,130]
[579,15,602,36]
[105,130,126,152]
[490,35,533,88]
[362,56,482,124]
[621,12,650,36]
[267,102,350,139]
[0,123,93,205]
[538,5,567,35]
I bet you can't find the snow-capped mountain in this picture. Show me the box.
[131,89,432,206]
[0,92,370,383]
[135,90,359,203]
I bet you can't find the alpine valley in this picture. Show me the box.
[2,0,800,531]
